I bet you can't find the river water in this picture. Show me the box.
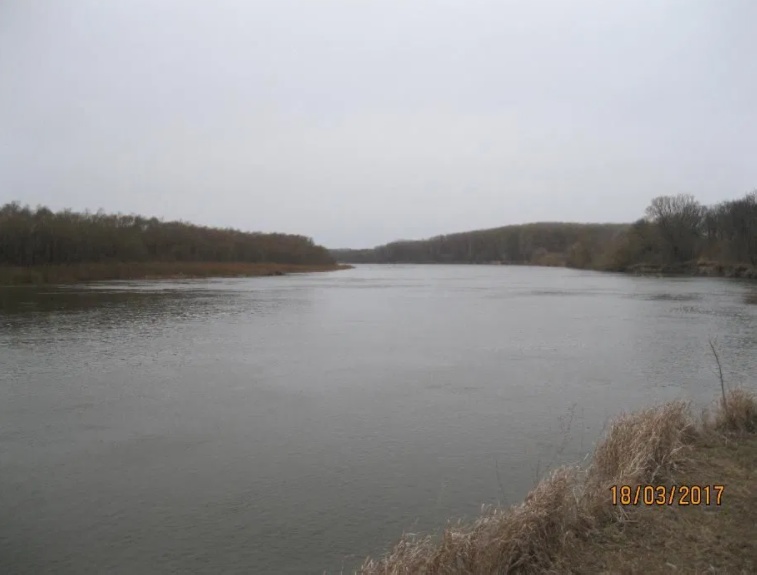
[1,265,755,574]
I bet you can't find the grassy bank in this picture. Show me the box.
[359,389,757,574]
[626,260,757,280]
[0,262,352,285]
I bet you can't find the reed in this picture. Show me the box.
[359,390,756,574]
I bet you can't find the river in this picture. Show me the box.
[1,265,755,574]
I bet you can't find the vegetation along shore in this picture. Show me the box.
[0,202,350,284]
[332,191,757,279]
[359,388,757,574]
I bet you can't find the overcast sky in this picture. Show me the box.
[1,1,755,248]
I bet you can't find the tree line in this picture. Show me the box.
[332,191,757,273]
[611,192,757,270]
[331,223,627,268]
[0,203,335,267]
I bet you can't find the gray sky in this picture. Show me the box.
[1,0,755,248]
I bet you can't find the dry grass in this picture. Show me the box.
[555,433,757,574]
[704,388,757,434]
[359,390,757,574]
[0,262,352,285]
[360,467,588,575]
[588,402,694,487]
[530,252,566,268]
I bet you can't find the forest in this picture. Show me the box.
[332,192,757,277]
[0,203,338,283]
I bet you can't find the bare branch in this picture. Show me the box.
[708,339,727,415]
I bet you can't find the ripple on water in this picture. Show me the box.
[1,268,757,574]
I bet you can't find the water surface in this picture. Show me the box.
[1,265,756,574]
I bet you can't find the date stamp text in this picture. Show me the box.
[610,484,724,506]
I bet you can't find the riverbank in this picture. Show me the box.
[359,389,757,574]
[626,260,757,280]
[0,262,353,285]
[333,258,757,280]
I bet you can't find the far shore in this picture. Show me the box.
[336,259,757,280]
[625,260,757,280]
[0,262,353,285]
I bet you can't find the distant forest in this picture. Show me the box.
[332,192,757,274]
[0,203,335,266]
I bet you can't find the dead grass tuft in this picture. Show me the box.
[359,400,703,574]
[588,401,694,487]
[359,390,757,573]
[705,388,757,434]
[360,467,591,575]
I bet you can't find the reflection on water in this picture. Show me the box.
[1,287,191,332]
[643,292,702,302]
[0,283,302,350]
[1,266,756,574]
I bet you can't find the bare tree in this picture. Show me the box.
[644,194,705,262]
